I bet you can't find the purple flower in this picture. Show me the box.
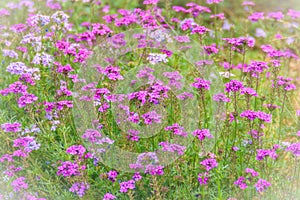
[224,80,244,93]
[213,93,230,102]
[198,172,209,185]
[101,66,123,81]
[107,170,118,182]
[255,28,266,38]
[192,129,213,141]
[268,12,284,20]
[246,61,268,74]
[191,25,210,35]
[245,168,259,177]
[17,93,38,108]
[240,87,258,97]
[132,172,142,181]
[200,158,218,171]
[81,129,102,143]
[143,0,159,5]
[103,193,117,200]
[66,145,86,157]
[11,177,28,192]
[287,9,300,19]
[240,110,272,123]
[256,149,277,161]
[145,165,164,176]
[255,179,271,192]
[163,71,183,89]
[234,176,247,190]
[142,110,162,125]
[204,44,219,55]
[57,161,81,177]
[119,180,135,193]
[286,142,300,157]
[69,182,90,198]
[6,62,27,75]
[164,124,188,137]
[206,0,223,4]
[177,92,194,100]
[159,142,186,155]
[248,12,264,22]
[191,78,211,90]
[174,35,190,43]
[1,122,22,133]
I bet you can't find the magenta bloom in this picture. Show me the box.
[234,176,247,190]
[191,25,210,35]
[240,87,258,97]
[213,93,230,102]
[268,12,284,21]
[11,177,28,192]
[103,193,117,200]
[248,12,264,22]
[107,170,118,182]
[57,161,81,177]
[165,123,188,137]
[1,122,22,133]
[17,93,38,108]
[66,145,86,157]
[198,172,209,185]
[191,78,211,90]
[255,179,271,192]
[192,129,213,141]
[159,142,186,155]
[245,168,259,177]
[206,0,223,4]
[256,149,277,161]
[145,165,164,176]
[286,142,300,157]
[200,158,218,171]
[142,110,162,125]
[132,172,143,181]
[119,180,135,193]
[224,80,244,93]
[69,182,90,198]
[143,0,159,5]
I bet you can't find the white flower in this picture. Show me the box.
[147,53,168,65]
[219,71,235,78]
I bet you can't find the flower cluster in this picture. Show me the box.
[240,110,272,123]
[192,129,213,141]
[69,182,90,198]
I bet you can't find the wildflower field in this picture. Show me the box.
[1,0,300,199]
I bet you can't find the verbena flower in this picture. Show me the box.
[11,177,28,192]
[245,168,259,177]
[66,145,86,157]
[192,129,213,141]
[1,122,22,133]
[255,179,271,192]
[285,142,300,156]
[103,193,117,200]
[224,80,244,93]
[191,78,211,90]
[234,176,247,190]
[200,158,218,171]
[165,123,188,137]
[198,172,209,185]
[159,142,186,155]
[107,170,118,182]
[145,165,164,176]
[69,182,90,198]
[119,180,135,193]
